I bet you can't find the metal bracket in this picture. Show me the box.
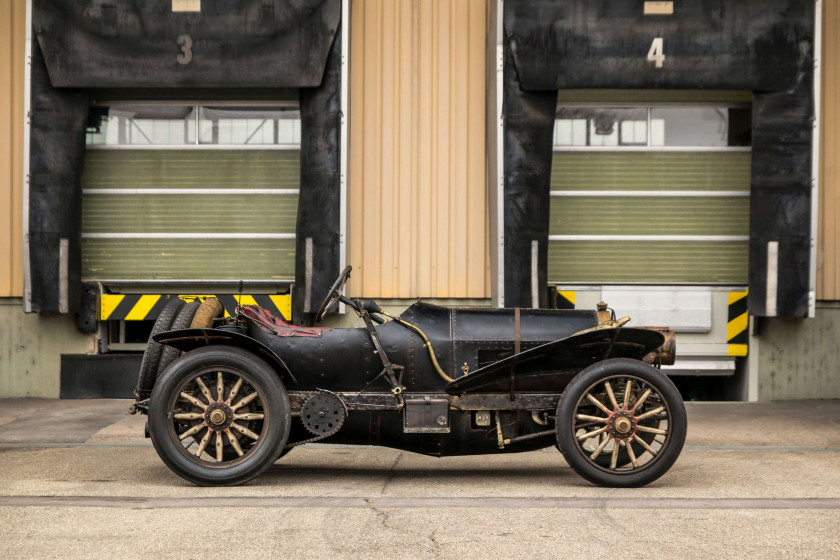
[495,412,506,449]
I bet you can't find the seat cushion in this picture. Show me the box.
[240,305,325,337]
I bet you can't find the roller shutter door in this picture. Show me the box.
[548,92,751,285]
[81,105,299,282]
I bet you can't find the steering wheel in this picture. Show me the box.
[315,265,352,322]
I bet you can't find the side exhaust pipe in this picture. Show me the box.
[639,328,676,366]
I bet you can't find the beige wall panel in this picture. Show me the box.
[0,0,10,296]
[0,0,25,298]
[349,0,488,298]
[819,0,840,300]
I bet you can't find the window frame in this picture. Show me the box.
[85,100,302,150]
[552,101,752,152]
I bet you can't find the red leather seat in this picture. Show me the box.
[240,305,326,338]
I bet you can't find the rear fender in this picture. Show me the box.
[153,328,297,383]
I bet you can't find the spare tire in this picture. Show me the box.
[136,298,184,400]
[155,300,202,382]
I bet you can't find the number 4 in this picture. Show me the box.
[647,37,665,68]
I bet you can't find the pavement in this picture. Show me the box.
[0,399,838,559]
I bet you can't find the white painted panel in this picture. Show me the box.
[661,357,735,376]
[602,287,712,332]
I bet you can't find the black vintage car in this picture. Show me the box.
[132,266,686,488]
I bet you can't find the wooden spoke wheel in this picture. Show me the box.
[149,346,290,486]
[556,358,686,488]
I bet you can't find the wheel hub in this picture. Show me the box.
[607,410,636,439]
[204,402,234,432]
[615,417,632,434]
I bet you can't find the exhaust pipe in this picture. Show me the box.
[639,327,676,366]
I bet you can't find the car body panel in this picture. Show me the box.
[445,327,665,395]
[156,301,601,394]
[152,300,669,457]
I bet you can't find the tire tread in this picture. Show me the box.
[136,298,185,399]
[155,301,202,380]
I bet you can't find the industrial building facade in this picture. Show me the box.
[1,0,838,400]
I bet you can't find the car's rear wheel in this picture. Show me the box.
[556,358,686,488]
[148,346,291,486]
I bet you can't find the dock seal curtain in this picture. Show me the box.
[502,0,814,316]
[27,0,341,313]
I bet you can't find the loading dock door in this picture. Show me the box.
[548,92,752,284]
[81,104,300,282]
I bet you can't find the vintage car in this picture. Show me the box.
[132,266,686,488]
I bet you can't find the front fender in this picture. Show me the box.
[446,327,665,395]
[152,328,297,383]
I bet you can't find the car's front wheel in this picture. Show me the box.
[148,345,291,486]
[555,358,686,488]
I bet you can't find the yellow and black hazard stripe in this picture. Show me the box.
[727,290,749,357]
[100,294,292,323]
[555,289,576,310]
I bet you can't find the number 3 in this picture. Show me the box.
[647,37,664,68]
[176,34,193,65]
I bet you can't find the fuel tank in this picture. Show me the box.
[248,302,599,392]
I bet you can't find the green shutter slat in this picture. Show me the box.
[548,241,748,283]
[82,194,298,234]
[550,152,751,191]
[81,150,300,190]
[550,196,749,236]
[81,238,295,281]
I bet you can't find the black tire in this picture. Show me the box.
[136,298,185,399]
[556,358,686,488]
[148,345,291,486]
[155,301,202,380]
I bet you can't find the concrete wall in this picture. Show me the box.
[0,299,92,397]
[756,302,840,400]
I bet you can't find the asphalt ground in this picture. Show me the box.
[0,399,838,559]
